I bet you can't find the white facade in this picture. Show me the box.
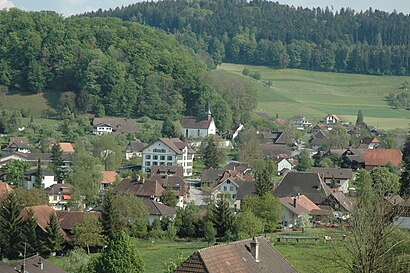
[277,159,292,174]
[184,119,217,139]
[93,124,113,135]
[281,207,299,228]
[142,140,194,177]
[325,115,339,124]
[212,179,239,201]
[26,174,55,189]
[323,178,349,194]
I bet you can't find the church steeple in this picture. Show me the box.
[207,102,212,121]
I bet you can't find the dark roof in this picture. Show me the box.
[151,165,184,177]
[329,191,353,212]
[44,183,72,196]
[26,153,72,162]
[175,237,297,273]
[223,162,251,173]
[8,137,29,148]
[56,211,85,230]
[237,181,256,200]
[181,116,212,129]
[115,178,164,197]
[201,168,223,185]
[145,138,195,155]
[272,131,289,145]
[92,118,139,133]
[261,144,291,158]
[141,198,176,216]
[311,167,353,180]
[126,141,145,153]
[274,172,331,205]
[149,174,188,197]
[0,255,67,273]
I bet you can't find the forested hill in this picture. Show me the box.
[0,9,225,122]
[84,0,410,76]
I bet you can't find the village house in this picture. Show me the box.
[279,194,321,228]
[175,237,297,273]
[226,124,244,140]
[56,210,87,237]
[1,137,30,155]
[309,130,326,150]
[0,152,72,168]
[141,138,195,177]
[0,255,67,273]
[311,167,353,193]
[276,157,294,175]
[45,183,72,211]
[291,115,312,130]
[58,142,75,153]
[211,170,254,206]
[180,109,217,139]
[125,140,145,160]
[323,114,341,124]
[100,170,117,190]
[201,167,223,187]
[141,198,176,225]
[261,144,292,159]
[91,117,139,135]
[115,178,164,202]
[26,170,55,189]
[363,149,402,170]
[342,148,365,170]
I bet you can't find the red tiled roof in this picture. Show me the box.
[115,178,164,197]
[21,205,56,232]
[363,149,402,168]
[56,211,85,230]
[0,182,12,200]
[101,171,117,184]
[59,142,74,153]
[181,116,212,129]
[280,195,321,215]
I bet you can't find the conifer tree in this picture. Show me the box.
[400,134,410,195]
[161,117,178,138]
[41,213,64,255]
[212,195,233,239]
[202,136,226,169]
[0,193,25,258]
[101,191,115,240]
[50,144,64,183]
[23,208,39,255]
[254,160,275,196]
[34,158,43,188]
[355,110,365,127]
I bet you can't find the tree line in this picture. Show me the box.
[85,0,410,75]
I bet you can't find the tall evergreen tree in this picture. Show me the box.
[400,134,410,195]
[50,144,64,183]
[297,149,313,171]
[161,117,178,138]
[101,191,115,240]
[355,110,365,127]
[91,232,144,273]
[202,135,226,169]
[0,193,25,258]
[253,160,274,196]
[212,195,233,239]
[22,208,39,255]
[34,158,43,188]
[41,213,64,255]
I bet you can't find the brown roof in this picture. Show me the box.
[261,144,291,158]
[141,198,176,216]
[126,141,145,153]
[8,137,29,148]
[158,138,196,154]
[149,173,188,197]
[0,255,67,273]
[181,116,212,129]
[363,149,402,168]
[151,165,184,177]
[21,205,57,232]
[237,181,256,200]
[0,182,12,200]
[201,168,223,185]
[175,237,297,273]
[325,114,340,121]
[311,167,353,180]
[101,171,117,184]
[280,195,321,215]
[329,191,353,212]
[59,142,74,153]
[92,118,139,133]
[115,178,164,197]
[56,211,86,230]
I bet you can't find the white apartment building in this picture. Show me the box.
[142,138,195,177]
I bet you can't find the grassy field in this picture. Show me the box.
[217,63,410,130]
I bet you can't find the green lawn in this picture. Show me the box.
[218,63,410,130]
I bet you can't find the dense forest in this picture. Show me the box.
[0,9,235,129]
[85,0,410,75]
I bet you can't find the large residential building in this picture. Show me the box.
[142,138,195,176]
[91,117,139,135]
[180,110,217,139]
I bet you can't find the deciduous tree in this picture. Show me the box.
[72,213,106,254]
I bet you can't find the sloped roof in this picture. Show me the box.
[201,168,223,184]
[181,116,212,129]
[224,162,251,173]
[330,191,353,212]
[279,195,321,215]
[45,183,72,196]
[8,137,29,148]
[261,144,291,158]
[56,210,85,230]
[0,182,12,200]
[148,138,195,155]
[151,165,184,177]
[0,255,67,273]
[175,237,297,273]
[275,119,287,126]
[59,142,74,153]
[115,178,164,197]
[384,194,405,205]
[363,149,402,167]
[311,167,353,180]
[237,181,256,200]
[92,118,139,133]
[21,205,57,232]
[325,114,340,121]
[141,198,176,216]
[149,174,188,197]
[126,141,145,153]
[274,172,331,205]
[101,171,117,184]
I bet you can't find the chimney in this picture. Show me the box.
[250,237,260,262]
[38,257,43,270]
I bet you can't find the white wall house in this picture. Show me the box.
[180,112,217,139]
[25,173,55,189]
[142,138,195,177]
[93,123,113,135]
[311,167,352,194]
[277,158,292,174]
[324,114,340,124]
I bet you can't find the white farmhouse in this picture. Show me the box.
[277,158,293,175]
[142,138,195,177]
[180,110,217,139]
[93,123,113,135]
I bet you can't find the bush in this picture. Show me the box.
[242,68,250,76]
[251,72,262,80]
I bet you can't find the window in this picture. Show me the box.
[167,156,173,161]
[153,162,158,166]
[160,162,165,166]
[167,162,173,166]
[153,148,166,153]
[160,156,165,160]
[197,129,200,136]
[230,186,234,191]
[223,186,227,191]
[187,155,193,160]
[145,161,151,166]
[145,155,151,159]
[153,155,158,160]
